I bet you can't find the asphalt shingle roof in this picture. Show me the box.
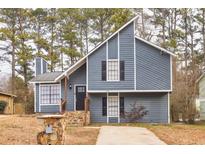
[30,71,63,82]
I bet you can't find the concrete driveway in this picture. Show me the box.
[96,126,166,145]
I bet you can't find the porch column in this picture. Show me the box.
[64,76,68,102]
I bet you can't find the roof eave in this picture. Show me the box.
[135,36,177,57]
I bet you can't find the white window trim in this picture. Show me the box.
[39,84,61,106]
[107,93,120,123]
[107,59,120,82]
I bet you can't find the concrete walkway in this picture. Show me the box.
[96,126,166,145]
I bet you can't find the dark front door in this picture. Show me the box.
[76,86,86,110]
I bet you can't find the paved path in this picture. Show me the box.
[96,126,166,145]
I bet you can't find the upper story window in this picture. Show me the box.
[40,84,60,105]
[107,59,119,81]
[101,60,124,81]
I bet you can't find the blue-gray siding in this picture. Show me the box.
[89,92,168,123]
[61,63,86,111]
[88,22,135,90]
[35,83,60,113]
[42,60,47,74]
[135,39,171,90]
[35,58,41,75]
[89,93,107,122]
[35,57,47,75]
[120,93,168,123]
[108,34,118,59]
[41,105,60,113]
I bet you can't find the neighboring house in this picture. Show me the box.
[196,73,205,120]
[30,16,175,123]
[0,92,16,114]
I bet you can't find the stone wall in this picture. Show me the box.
[64,111,90,127]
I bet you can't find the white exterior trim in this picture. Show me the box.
[168,92,170,124]
[118,92,120,123]
[74,84,86,111]
[35,58,37,77]
[86,57,88,92]
[59,79,62,113]
[107,59,120,82]
[39,84,61,107]
[118,32,120,82]
[34,83,36,112]
[55,16,138,82]
[170,55,173,91]
[106,93,120,123]
[106,41,108,81]
[30,81,60,84]
[39,83,41,112]
[133,20,136,90]
[106,92,108,124]
[88,90,172,93]
[135,36,176,57]
[41,58,43,74]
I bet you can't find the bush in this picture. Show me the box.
[0,101,7,113]
[124,103,148,122]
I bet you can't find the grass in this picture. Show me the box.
[90,122,205,145]
[0,115,99,145]
[1,115,205,145]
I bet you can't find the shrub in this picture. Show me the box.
[0,101,7,113]
[124,103,148,122]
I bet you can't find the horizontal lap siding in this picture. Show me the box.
[135,39,171,90]
[61,64,86,111]
[88,22,134,90]
[108,34,118,59]
[89,93,107,123]
[120,93,168,123]
[41,105,60,113]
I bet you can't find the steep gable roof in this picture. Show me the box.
[32,15,176,83]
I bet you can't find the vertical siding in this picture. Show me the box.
[35,58,41,76]
[88,22,135,90]
[61,63,86,111]
[42,60,47,74]
[135,39,171,90]
[89,93,107,123]
[120,93,168,123]
[108,34,118,59]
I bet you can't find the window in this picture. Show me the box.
[40,84,60,105]
[107,60,119,81]
[108,95,118,117]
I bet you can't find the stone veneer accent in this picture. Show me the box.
[64,111,90,127]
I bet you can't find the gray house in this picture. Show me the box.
[30,16,175,123]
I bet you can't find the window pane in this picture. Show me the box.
[40,85,60,105]
[108,96,118,117]
[108,60,119,81]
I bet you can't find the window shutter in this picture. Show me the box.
[120,61,125,81]
[102,97,107,116]
[120,97,124,116]
[102,61,106,81]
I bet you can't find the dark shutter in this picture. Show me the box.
[102,97,107,116]
[120,97,124,116]
[102,61,106,81]
[120,61,125,81]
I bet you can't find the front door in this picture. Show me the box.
[76,86,86,110]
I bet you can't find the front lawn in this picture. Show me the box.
[91,122,205,145]
[0,115,99,145]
